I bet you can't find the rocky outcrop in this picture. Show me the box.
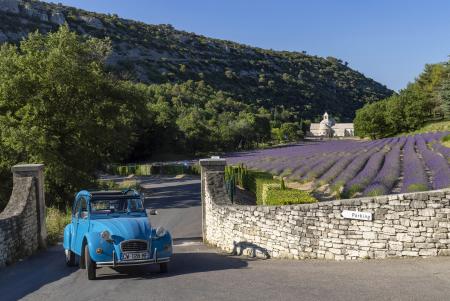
[23,2,48,22]
[50,11,65,25]
[80,15,104,29]
[0,0,19,13]
[0,0,394,121]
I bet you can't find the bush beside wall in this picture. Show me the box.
[265,187,317,205]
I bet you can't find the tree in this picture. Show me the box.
[280,122,302,141]
[436,63,450,118]
[354,101,388,139]
[354,62,448,138]
[0,26,135,207]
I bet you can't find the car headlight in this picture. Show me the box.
[101,230,111,241]
[155,227,167,238]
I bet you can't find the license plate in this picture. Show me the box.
[122,252,149,261]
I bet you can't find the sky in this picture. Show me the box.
[43,0,450,91]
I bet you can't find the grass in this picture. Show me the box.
[46,207,71,245]
[442,134,450,148]
[398,120,450,136]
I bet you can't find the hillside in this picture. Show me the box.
[0,0,393,122]
[399,120,450,136]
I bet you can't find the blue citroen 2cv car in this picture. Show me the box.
[63,189,172,280]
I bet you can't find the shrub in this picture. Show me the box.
[407,183,429,192]
[264,187,317,205]
[280,178,286,190]
[98,179,140,191]
[135,164,151,176]
[225,164,311,205]
[46,207,71,245]
[255,177,279,204]
[110,163,200,176]
[442,134,450,148]
[246,170,274,194]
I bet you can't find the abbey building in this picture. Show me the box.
[309,112,354,137]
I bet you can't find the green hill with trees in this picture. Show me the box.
[0,0,392,124]
[0,0,394,208]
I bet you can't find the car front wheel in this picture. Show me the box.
[85,245,97,280]
[65,249,76,267]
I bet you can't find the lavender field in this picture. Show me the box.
[226,132,450,198]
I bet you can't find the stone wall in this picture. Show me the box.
[0,164,46,266]
[200,159,450,260]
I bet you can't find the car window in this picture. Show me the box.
[90,198,144,214]
[73,199,81,218]
[80,198,88,219]
[128,199,143,211]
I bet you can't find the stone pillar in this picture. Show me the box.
[11,164,47,249]
[199,158,226,242]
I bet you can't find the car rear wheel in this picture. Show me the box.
[85,245,97,280]
[159,262,168,273]
[65,249,76,267]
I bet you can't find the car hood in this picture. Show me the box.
[91,217,151,241]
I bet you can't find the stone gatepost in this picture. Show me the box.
[199,158,227,242]
[11,164,47,249]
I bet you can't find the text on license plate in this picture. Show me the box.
[122,252,149,261]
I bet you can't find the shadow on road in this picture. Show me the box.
[0,246,76,301]
[95,251,249,280]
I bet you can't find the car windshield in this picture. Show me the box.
[90,198,144,214]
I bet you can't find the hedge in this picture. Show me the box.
[225,164,317,206]
[264,186,317,205]
[108,163,200,176]
[255,177,279,205]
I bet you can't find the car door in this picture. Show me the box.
[74,197,90,255]
[70,199,81,252]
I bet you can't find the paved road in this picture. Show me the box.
[2,176,450,300]
[3,243,450,301]
[140,176,202,240]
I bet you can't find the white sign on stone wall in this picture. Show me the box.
[342,210,373,221]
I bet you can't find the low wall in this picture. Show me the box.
[200,159,450,260]
[0,164,46,266]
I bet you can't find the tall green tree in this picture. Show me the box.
[0,26,135,206]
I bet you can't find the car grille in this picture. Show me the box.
[120,240,148,252]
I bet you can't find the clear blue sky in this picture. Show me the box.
[44,0,450,91]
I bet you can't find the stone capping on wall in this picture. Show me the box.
[200,159,450,260]
[0,164,46,267]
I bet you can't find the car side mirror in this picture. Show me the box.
[147,209,158,215]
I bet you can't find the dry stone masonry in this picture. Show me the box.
[0,164,46,267]
[200,159,450,260]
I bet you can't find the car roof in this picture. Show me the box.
[76,189,140,202]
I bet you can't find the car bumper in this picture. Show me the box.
[96,249,170,267]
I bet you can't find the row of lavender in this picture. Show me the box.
[225,132,450,197]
